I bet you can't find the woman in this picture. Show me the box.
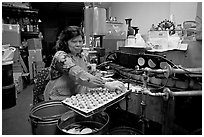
[44,26,125,101]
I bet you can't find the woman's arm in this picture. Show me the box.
[52,51,105,88]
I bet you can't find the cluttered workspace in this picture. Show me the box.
[2,2,202,135]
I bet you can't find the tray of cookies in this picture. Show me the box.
[62,88,131,117]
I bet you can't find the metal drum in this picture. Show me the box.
[29,100,72,135]
[57,111,109,135]
[2,84,16,109]
[2,61,14,87]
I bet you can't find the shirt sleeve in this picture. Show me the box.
[52,51,105,88]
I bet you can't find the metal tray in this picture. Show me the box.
[62,88,131,117]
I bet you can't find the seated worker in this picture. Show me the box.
[44,26,125,101]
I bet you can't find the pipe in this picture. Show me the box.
[143,67,167,74]
[136,88,202,98]
[171,68,202,74]
[142,88,166,97]
[171,90,202,96]
[143,67,202,75]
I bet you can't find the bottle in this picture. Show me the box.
[36,24,39,32]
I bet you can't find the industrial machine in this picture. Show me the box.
[104,48,202,134]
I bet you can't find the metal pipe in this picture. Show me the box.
[171,90,202,96]
[141,88,165,96]
[143,66,202,78]
[143,67,167,74]
[171,68,202,74]
[137,88,202,97]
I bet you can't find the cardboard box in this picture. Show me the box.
[27,38,42,50]
[149,31,169,49]
[2,24,21,47]
[28,49,43,62]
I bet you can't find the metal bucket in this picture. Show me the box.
[57,111,109,135]
[109,126,143,135]
[29,100,72,135]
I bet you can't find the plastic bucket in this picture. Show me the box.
[29,100,72,135]
[57,111,109,135]
[2,84,16,109]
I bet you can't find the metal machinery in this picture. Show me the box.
[83,3,202,135]
[84,3,127,65]
[103,47,202,135]
[83,3,107,65]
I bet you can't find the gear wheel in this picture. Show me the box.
[157,19,175,35]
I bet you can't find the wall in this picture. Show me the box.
[110,2,197,35]
[170,2,197,25]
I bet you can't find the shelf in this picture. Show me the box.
[21,32,39,37]
[106,21,123,25]
[2,5,38,14]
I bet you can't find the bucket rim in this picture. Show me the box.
[29,100,70,122]
[2,61,13,65]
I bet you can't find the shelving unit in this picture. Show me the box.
[2,4,40,34]
[2,3,41,81]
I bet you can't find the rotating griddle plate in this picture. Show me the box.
[62,88,131,117]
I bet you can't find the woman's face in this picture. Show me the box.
[67,35,83,55]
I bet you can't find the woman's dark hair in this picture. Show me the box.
[55,26,84,53]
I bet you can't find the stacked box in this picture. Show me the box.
[27,38,42,50]
[149,31,169,49]
[28,49,43,62]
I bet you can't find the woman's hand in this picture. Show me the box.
[104,81,125,92]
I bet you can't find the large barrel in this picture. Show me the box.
[29,100,72,135]
[2,84,16,109]
[57,111,109,135]
[2,61,14,87]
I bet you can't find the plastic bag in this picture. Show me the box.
[2,45,16,62]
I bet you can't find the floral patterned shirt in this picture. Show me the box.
[44,51,105,100]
